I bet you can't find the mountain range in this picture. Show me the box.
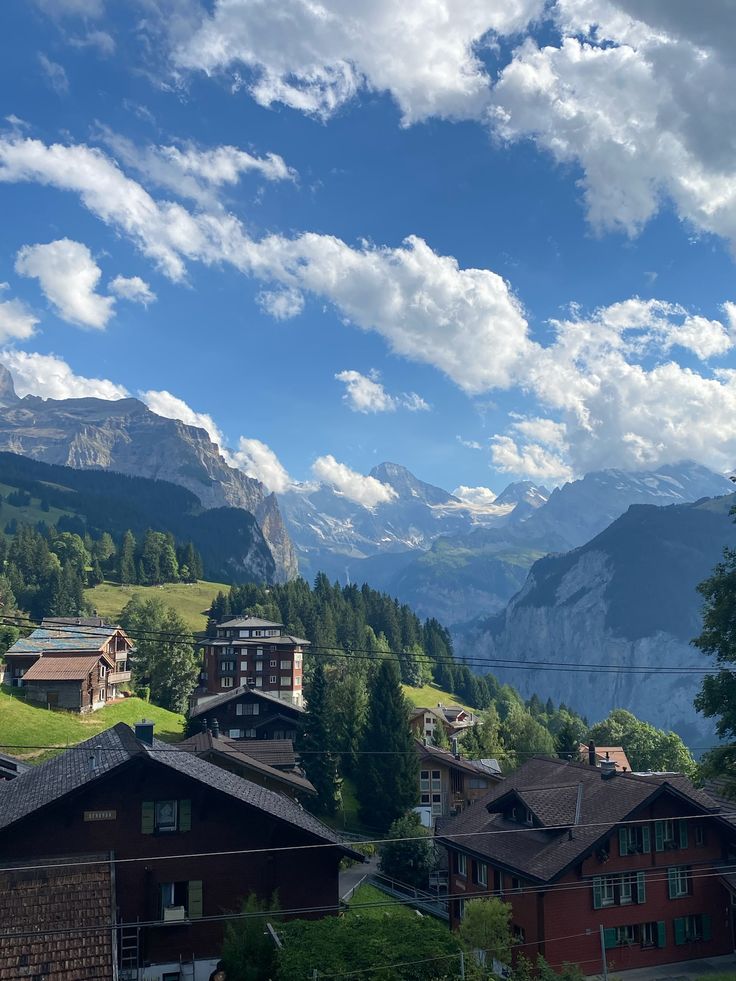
[0,366,297,581]
[457,493,736,744]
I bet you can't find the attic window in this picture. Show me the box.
[511,805,534,826]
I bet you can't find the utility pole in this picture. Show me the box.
[598,925,609,981]
[458,950,465,979]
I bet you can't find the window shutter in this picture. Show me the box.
[668,866,677,900]
[678,819,688,849]
[655,821,665,852]
[636,871,646,904]
[657,921,666,948]
[179,799,192,832]
[141,800,155,834]
[674,917,686,946]
[603,928,617,949]
[188,880,203,919]
[641,825,651,854]
[702,914,712,942]
[593,877,603,910]
[619,827,628,857]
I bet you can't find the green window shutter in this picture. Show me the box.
[657,921,666,948]
[188,880,203,919]
[642,825,651,854]
[674,917,686,946]
[603,928,617,950]
[619,827,628,856]
[637,871,646,904]
[593,877,603,910]
[141,800,155,834]
[701,914,712,942]
[678,819,688,849]
[668,867,677,900]
[179,799,192,833]
[655,821,665,852]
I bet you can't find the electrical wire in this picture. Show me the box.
[0,612,723,676]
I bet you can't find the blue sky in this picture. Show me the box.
[1,0,736,502]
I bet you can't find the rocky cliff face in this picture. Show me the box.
[459,494,736,744]
[0,367,297,581]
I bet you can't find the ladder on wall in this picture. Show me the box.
[118,924,140,980]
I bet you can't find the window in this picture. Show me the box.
[473,862,488,887]
[256,662,263,672]
[256,647,264,657]
[511,805,534,826]
[243,728,256,738]
[511,877,522,893]
[656,818,688,851]
[219,660,235,672]
[155,800,178,833]
[228,729,241,738]
[668,866,690,899]
[420,770,430,791]
[674,914,711,945]
[236,703,259,716]
[431,793,442,816]
[641,922,666,948]
[456,853,467,877]
[615,925,637,946]
[141,799,191,835]
[99,664,106,677]
[270,659,277,667]
[512,925,526,943]
[695,824,705,847]
[269,675,277,684]
[255,677,263,687]
[431,770,441,790]
[281,676,291,686]
[468,777,488,790]
[280,660,292,669]
[619,825,651,856]
[594,875,616,908]
[160,880,203,920]
[421,793,430,805]
[593,873,645,909]
[221,678,234,689]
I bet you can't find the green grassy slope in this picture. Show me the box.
[85,579,229,632]
[401,683,474,714]
[0,480,73,531]
[0,688,184,759]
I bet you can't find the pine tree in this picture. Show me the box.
[299,660,340,815]
[119,530,136,585]
[357,658,419,830]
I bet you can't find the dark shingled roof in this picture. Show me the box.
[208,635,310,647]
[0,854,114,981]
[178,732,316,796]
[417,740,504,781]
[0,724,356,857]
[190,684,305,718]
[437,756,728,883]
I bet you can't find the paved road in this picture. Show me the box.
[339,855,379,901]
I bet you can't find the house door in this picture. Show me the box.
[47,692,59,709]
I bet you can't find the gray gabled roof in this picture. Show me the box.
[0,724,357,857]
[190,684,305,718]
[219,616,284,629]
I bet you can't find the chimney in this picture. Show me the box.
[201,716,209,733]
[588,740,597,767]
[600,759,617,780]
[88,744,102,773]
[211,717,220,739]
[134,719,154,746]
[451,736,459,760]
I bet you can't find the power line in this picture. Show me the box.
[1,809,734,876]
[0,612,721,676]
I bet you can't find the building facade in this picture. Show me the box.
[201,616,307,707]
[3,616,133,710]
[416,740,502,823]
[439,755,736,975]
[0,722,357,981]
[190,686,305,742]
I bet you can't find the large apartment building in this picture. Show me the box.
[202,616,307,707]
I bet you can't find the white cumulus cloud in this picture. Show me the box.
[230,437,293,493]
[491,435,574,485]
[174,0,544,124]
[0,286,39,342]
[139,389,226,448]
[0,350,128,400]
[335,369,429,413]
[15,239,115,329]
[109,275,156,306]
[257,287,304,320]
[453,485,497,506]
[312,455,397,507]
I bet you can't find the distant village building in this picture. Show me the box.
[202,616,307,707]
[439,753,736,975]
[0,750,29,781]
[0,722,359,981]
[579,741,633,772]
[409,703,477,744]
[416,739,503,824]
[190,685,305,742]
[2,616,133,712]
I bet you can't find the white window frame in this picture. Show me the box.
[155,800,178,833]
[280,675,291,687]
[457,853,467,877]
[270,675,277,684]
[221,678,234,689]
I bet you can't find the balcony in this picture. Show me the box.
[108,670,132,684]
